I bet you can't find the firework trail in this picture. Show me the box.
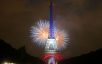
[31,20,69,50]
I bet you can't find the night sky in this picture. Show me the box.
[0,0,102,59]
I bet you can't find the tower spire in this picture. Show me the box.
[49,0,54,39]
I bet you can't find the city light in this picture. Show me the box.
[3,62,15,64]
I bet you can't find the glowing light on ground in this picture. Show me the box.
[3,62,15,64]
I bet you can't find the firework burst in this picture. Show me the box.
[31,20,69,50]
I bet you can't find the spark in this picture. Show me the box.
[31,20,69,50]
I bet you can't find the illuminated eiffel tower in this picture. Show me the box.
[41,0,62,64]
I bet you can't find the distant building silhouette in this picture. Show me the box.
[0,39,102,64]
[0,39,45,64]
[59,48,102,64]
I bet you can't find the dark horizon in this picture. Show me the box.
[0,39,102,64]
